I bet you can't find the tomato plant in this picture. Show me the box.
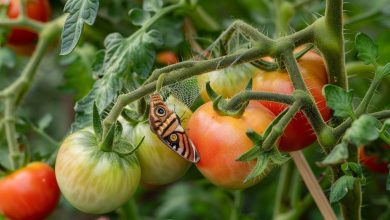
[359,146,389,174]
[55,128,141,214]
[0,162,60,220]
[187,102,275,189]
[132,96,193,185]
[252,50,331,151]
[2,0,51,45]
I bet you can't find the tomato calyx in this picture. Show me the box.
[205,81,249,117]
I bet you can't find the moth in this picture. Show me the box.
[149,93,200,163]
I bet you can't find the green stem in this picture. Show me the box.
[282,49,308,91]
[289,167,302,208]
[4,98,18,170]
[273,162,294,219]
[0,18,44,33]
[225,91,295,111]
[230,190,242,220]
[262,101,302,151]
[355,74,382,117]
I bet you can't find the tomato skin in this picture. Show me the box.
[55,128,141,214]
[156,51,178,65]
[187,102,275,189]
[3,0,51,45]
[253,51,330,152]
[132,96,192,185]
[198,64,256,101]
[359,146,389,174]
[0,162,60,220]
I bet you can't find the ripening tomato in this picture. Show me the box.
[197,64,256,101]
[55,128,141,214]
[187,102,275,189]
[359,146,389,174]
[2,0,51,45]
[156,51,178,65]
[132,96,192,185]
[0,162,60,220]
[253,50,330,152]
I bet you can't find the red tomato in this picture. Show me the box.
[2,0,51,45]
[253,50,330,152]
[187,102,275,189]
[156,51,178,65]
[359,146,389,174]
[0,162,60,220]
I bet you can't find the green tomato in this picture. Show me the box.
[197,63,256,101]
[132,96,192,185]
[55,128,141,214]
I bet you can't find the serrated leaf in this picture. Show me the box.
[61,0,99,55]
[344,115,381,146]
[323,84,354,118]
[341,162,364,178]
[330,176,356,203]
[71,31,158,131]
[143,29,163,46]
[38,114,53,130]
[355,33,378,65]
[143,0,163,12]
[376,63,390,78]
[318,141,349,166]
[129,8,151,26]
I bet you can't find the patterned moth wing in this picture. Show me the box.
[149,93,200,163]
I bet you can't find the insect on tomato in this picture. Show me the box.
[253,49,330,152]
[132,96,193,185]
[55,128,141,214]
[187,101,275,189]
[0,162,60,220]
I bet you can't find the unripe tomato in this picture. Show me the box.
[55,128,141,214]
[132,96,192,185]
[359,146,389,174]
[2,0,51,45]
[187,102,275,189]
[253,50,330,152]
[197,64,256,101]
[0,162,60,220]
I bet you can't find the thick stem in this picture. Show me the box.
[290,151,337,220]
[225,91,295,111]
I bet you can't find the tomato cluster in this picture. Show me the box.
[1,0,51,54]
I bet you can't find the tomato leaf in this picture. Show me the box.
[143,0,163,12]
[341,162,365,184]
[61,0,99,55]
[344,115,381,146]
[129,8,151,26]
[323,84,355,119]
[317,141,349,167]
[71,30,160,132]
[355,33,378,65]
[330,175,356,203]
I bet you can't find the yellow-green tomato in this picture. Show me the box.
[197,63,256,101]
[132,96,192,185]
[55,128,141,214]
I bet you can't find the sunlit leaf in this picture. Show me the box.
[143,0,163,12]
[129,8,151,26]
[323,84,354,118]
[344,115,381,146]
[355,32,378,65]
[317,141,349,166]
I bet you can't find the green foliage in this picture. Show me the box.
[387,167,390,191]
[61,0,100,55]
[344,115,381,146]
[330,175,356,203]
[0,48,15,71]
[355,33,378,65]
[323,84,355,119]
[318,141,348,166]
